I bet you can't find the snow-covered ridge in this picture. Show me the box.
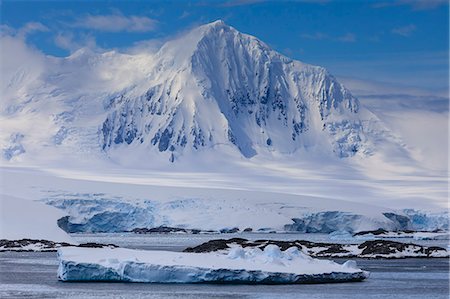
[1,20,401,164]
[57,245,369,283]
[100,20,388,161]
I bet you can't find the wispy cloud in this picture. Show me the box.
[72,13,158,32]
[373,0,448,10]
[220,0,265,7]
[301,32,329,40]
[339,76,449,112]
[301,32,356,42]
[17,22,49,39]
[218,0,329,7]
[336,33,356,42]
[1,22,49,40]
[179,11,191,19]
[391,24,416,37]
[54,31,97,52]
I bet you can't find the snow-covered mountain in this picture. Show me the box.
[101,20,391,162]
[1,20,399,164]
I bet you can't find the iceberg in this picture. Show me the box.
[57,245,369,284]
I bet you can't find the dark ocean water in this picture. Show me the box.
[0,233,448,299]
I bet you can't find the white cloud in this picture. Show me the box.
[391,24,416,37]
[0,22,48,40]
[73,13,158,32]
[0,33,47,105]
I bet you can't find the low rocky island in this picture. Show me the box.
[184,238,449,258]
[353,229,449,240]
[0,239,117,252]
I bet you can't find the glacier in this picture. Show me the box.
[42,193,449,234]
[57,245,369,283]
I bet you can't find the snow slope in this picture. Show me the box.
[0,195,72,243]
[0,167,447,234]
[57,245,368,283]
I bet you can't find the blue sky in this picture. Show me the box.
[1,0,449,96]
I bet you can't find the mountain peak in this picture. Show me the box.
[196,19,237,39]
[204,19,227,29]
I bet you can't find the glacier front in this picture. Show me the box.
[57,245,369,284]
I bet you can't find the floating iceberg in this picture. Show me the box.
[57,245,369,284]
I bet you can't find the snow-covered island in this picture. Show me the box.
[57,245,369,284]
[184,238,449,259]
[353,229,450,241]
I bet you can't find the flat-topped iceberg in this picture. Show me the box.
[57,245,368,284]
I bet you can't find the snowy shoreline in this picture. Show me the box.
[0,239,117,252]
[2,236,448,259]
[184,238,449,259]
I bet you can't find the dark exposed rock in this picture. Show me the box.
[243,228,253,232]
[184,238,247,253]
[425,246,448,255]
[358,240,407,255]
[353,228,388,236]
[77,243,118,248]
[220,227,240,234]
